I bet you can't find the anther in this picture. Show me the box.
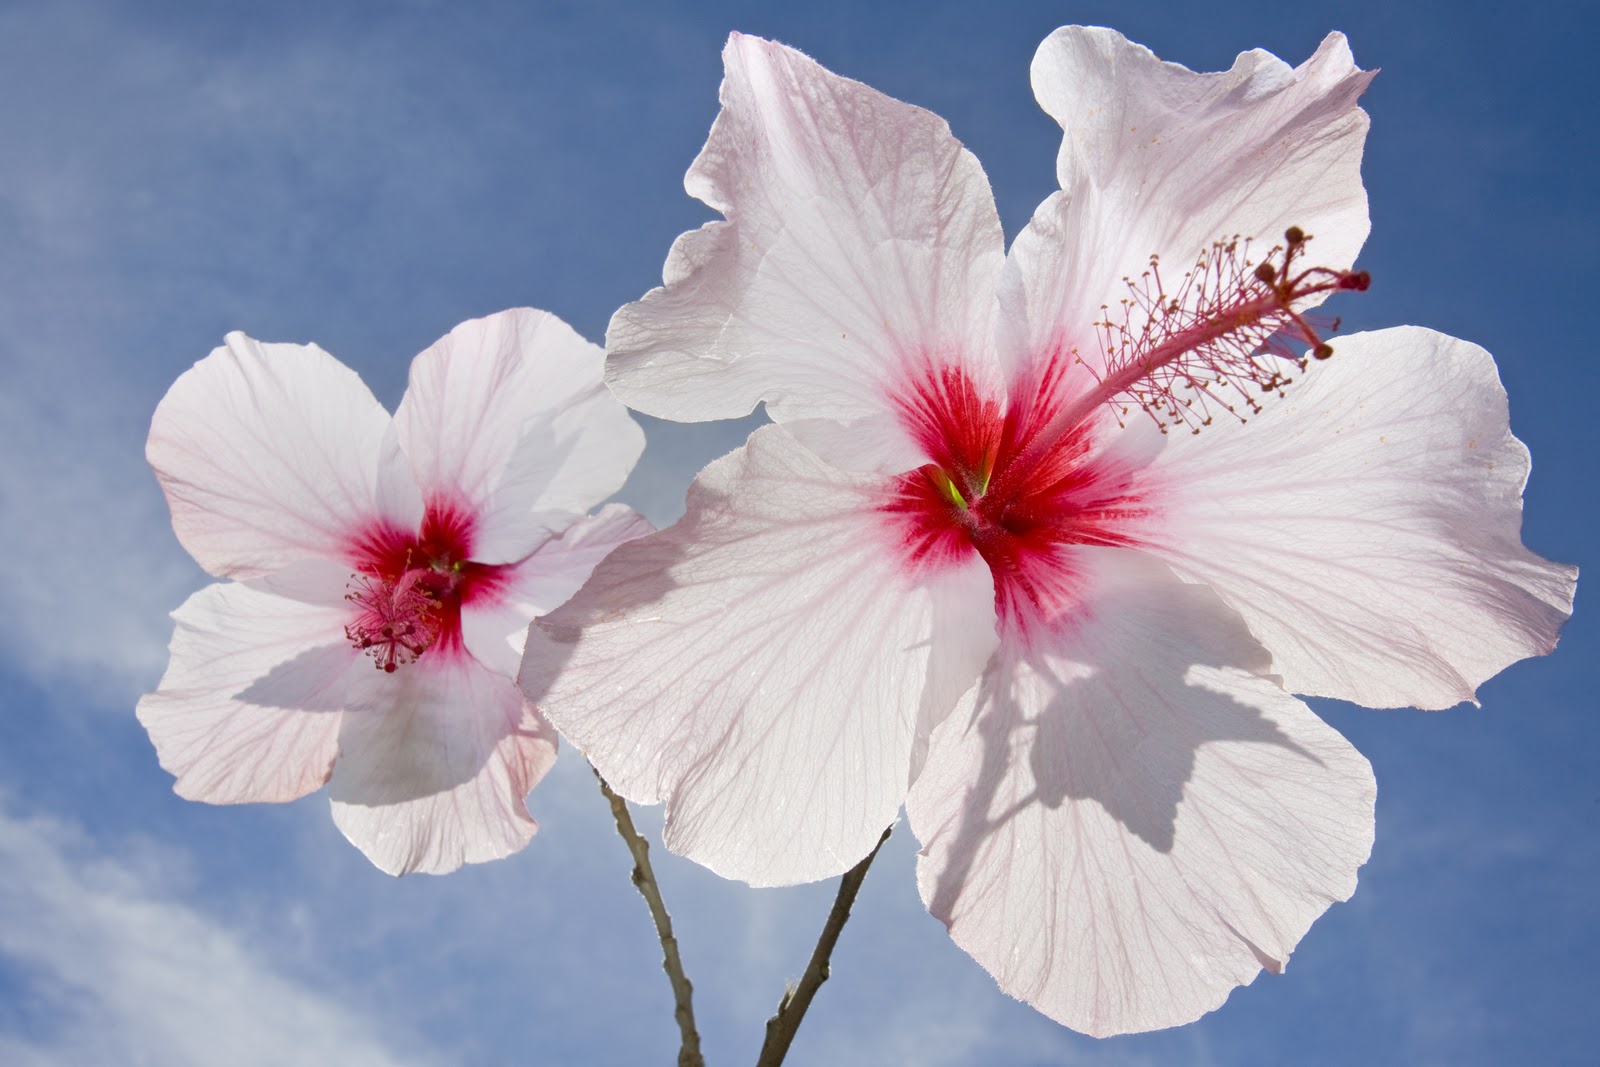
[344,570,442,672]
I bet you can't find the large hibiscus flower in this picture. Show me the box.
[517,30,1576,1033]
[140,308,647,876]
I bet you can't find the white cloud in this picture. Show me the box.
[0,380,200,701]
[0,802,435,1067]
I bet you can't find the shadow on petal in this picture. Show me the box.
[924,553,1324,920]
[1028,655,1318,854]
[236,643,360,712]
[910,557,1376,1035]
[333,657,547,805]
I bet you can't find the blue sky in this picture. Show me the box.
[0,0,1594,1063]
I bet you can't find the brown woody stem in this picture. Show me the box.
[595,768,704,1067]
[755,825,894,1067]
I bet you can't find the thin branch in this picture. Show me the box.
[756,825,893,1067]
[595,768,704,1067]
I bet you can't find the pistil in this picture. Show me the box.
[1003,228,1369,487]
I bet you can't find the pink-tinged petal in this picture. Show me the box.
[136,580,361,804]
[606,33,1006,472]
[395,309,644,564]
[460,504,653,678]
[1005,28,1371,376]
[328,658,557,876]
[520,426,998,886]
[148,332,420,579]
[908,550,1374,1037]
[1145,327,1577,709]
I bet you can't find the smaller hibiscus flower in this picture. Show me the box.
[139,308,647,875]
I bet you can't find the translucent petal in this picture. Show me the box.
[606,33,1005,472]
[137,581,358,804]
[520,426,997,886]
[1005,28,1371,375]
[329,658,557,876]
[460,503,653,677]
[148,332,419,579]
[1145,327,1577,708]
[395,308,645,564]
[908,550,1374,1036]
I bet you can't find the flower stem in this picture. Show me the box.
[594,768,704,1067]
[755,825,893,1067]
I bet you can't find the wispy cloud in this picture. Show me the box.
[0,800,434,1067]
[0,380,200,700]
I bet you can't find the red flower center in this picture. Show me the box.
[882,357,1151,632]
[882,228,1367,633]
[343,499,511,672]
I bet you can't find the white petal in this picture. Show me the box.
[148,332,419,579]
[606,33,1006,472]
[137,581,360,804]
[908,549,1375,1037]
[394,308,645,564]
[1005,28,1371,372]
[520,426,998,886]
[460,503,653,677]
[328,658,557,876]
[1145,327,1577,709]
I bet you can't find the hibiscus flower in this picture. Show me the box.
[517,29,1577,1033]
[140,308,647,876]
